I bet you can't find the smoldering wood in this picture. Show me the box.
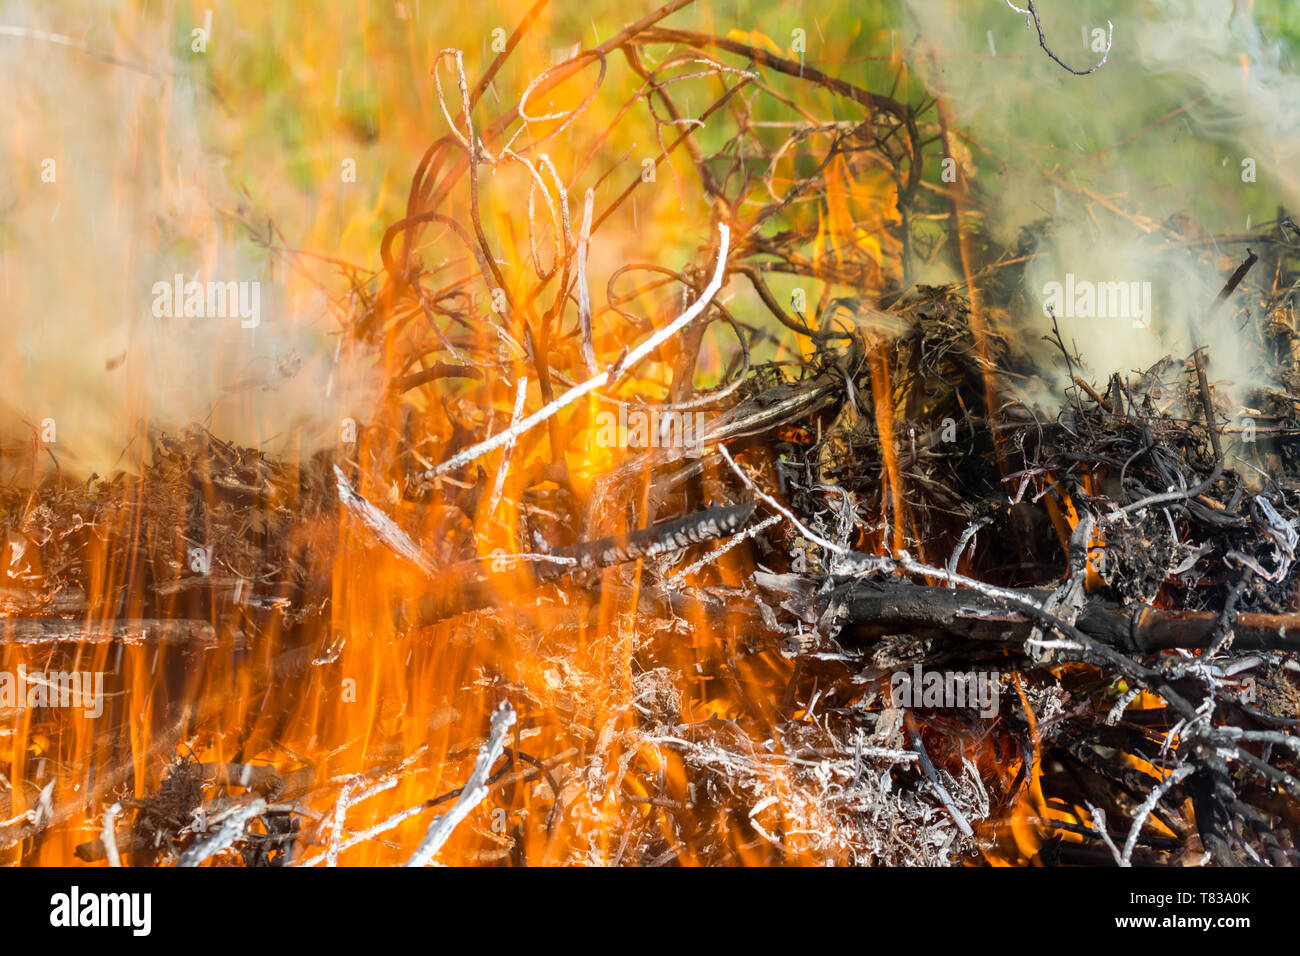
[789,575,1300,654]
[538,501,756,578]
[413,501,757,625]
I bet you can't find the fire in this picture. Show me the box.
[4,0,905,867]
[9,0,1287,872]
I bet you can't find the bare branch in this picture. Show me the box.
[178,799,268,867]
[335,465,440,576]
[404,702,516,867]
[416,222,730,482]
[1009,1,1112,76]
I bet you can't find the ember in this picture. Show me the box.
[1,0,1299,884]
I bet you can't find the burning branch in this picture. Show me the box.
[178,799,269,868]
[404,702,516,867]
[335,465,440,576]
[414,221,731,483]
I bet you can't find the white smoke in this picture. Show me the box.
[903,0,1300,410]
[0,1,380,476]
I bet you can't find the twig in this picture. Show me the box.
[390,363,484,393]
[178,799,268,867]
[717,443,847,557]
[335,465,440,576]
[665,514,781,588]
[541,501,756,578]
[1006,1,1112,76]
[1082,802,1125,865]
[906,713,974,837]
[0,23,172,76]
[484,376,531,522]
[576,188,598,374]
[1121,765,1194,866]
[1192,348,1223,463]
[1209,248,1259,317]
[415,222,730,482]
[404,702,516,867]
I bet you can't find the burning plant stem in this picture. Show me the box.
[178,799,268,868]
[946,517,992,579]
[416,222,730,482]
[325,776,397,867]
[1121,765,1195,866]
[1083,803,1125,865]
[404,702,516,867]
[543,501,755,577]
[102,802,122,868]
[484,375,530,521]
[717,443,847,558]
[905,713,974,838]
[576,187,597,374]
[335,465,440,576]
[664,513,781,588]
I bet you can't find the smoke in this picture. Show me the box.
[0,2,380,477]
[903,0,1298,411]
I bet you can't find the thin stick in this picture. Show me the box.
[416,223,730,482]
[906,713,974,837]
[1209,248,1259,316]
[1120,765,1194,866]
[178,799,268,867]
[541,502,755,577]
[0,24,170,76]
[335,465,439,576]
[404,702,517,867]
[484,376,530,521]
[576,188,598,374]
[717,443,845,557]
[665,514,781,588]
[102,802,123,868]
[1006,1,1112,76]
[390,363,484,393]
[1083,802,1125,865]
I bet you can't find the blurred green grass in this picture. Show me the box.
[171,0,920,268]
[163,1,1300,276]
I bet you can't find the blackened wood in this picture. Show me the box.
[415,502,757,624]
[537,501,755,580]
[1210,248,1259,315]
[814,576,1300,653]
[1186,757,1238,867]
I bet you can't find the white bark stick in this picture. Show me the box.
[418,223,730,481]
[404,702,516,867]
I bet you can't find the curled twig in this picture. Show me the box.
[1006,1,1112,76]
